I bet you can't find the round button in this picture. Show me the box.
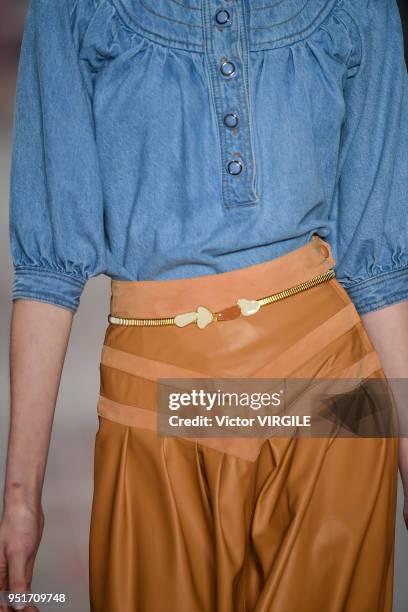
[227,159,243,175]
[215,9,231,26]
[223,112,239,128]
[220,60,236,77]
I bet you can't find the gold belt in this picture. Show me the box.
[108,268,336,329]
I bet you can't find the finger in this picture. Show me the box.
[17,601,39,611]
[18,579,38,612]
[7,551,28,611]
[24,562,34,595]
[0,547,8,612]
[6,555,38,612]
[0,544,8,587]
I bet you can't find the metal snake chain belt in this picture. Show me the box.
[107,268,336,329]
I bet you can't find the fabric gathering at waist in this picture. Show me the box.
[109,235,336,319]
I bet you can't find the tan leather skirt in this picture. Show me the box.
[89,236,399,612]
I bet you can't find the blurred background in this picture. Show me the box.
[1,1,408,611]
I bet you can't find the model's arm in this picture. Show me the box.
[0,300,73,608]
[2,2,105,607]
[361,300,408,529]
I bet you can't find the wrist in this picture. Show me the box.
[3,481,42,514]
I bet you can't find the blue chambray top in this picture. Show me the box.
[9,0,408,315]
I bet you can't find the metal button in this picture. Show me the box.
[215,9,231,26]
[227,159,243,175]
[220,60,236,77]
[223,112,239,128]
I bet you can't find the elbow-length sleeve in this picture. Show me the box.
[9,0,106,314]
[332,0,408,315]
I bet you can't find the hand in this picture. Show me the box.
[361,301,408,532]
[0,503,44,611]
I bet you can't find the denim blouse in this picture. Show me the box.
[9,0,408,315]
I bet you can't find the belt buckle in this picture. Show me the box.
[174,298,261,329]
[174,306,215,329]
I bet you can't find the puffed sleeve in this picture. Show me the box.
[332,0,408,315]
[9,0,106,314]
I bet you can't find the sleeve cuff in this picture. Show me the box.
[11,266,87,313]
[342,265,408,315]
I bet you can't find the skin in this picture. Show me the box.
[0,301,73,612]
[362,300,408,529]
[0,298,407,611]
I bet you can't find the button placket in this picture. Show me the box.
[202,0,259,208]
